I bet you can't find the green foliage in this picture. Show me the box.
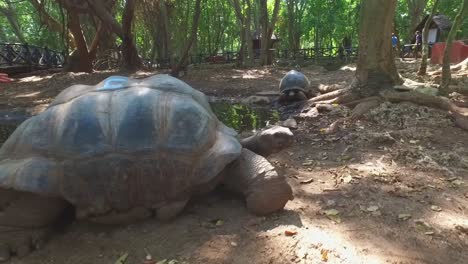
[2,0,467,60]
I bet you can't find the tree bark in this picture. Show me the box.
[354,0,402,97]
[121,0,142,72]
[258,0,280,65]
[440,0,468,94]
[407,0,428,41]
[86,0,124,37]
[418,0,439,76]
[66,12,93,72]
[171,0,202,76]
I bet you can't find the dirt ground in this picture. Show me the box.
[1,60,468,264]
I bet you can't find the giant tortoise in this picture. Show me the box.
[0,74,294,261]
[278,70,318,103]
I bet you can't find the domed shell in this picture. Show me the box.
[279,70,310,93]
[0,75,241,213]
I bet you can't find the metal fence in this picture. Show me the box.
[0,43,64,68]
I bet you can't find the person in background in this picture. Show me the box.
[414,30,423,58]
[391,33,399,56]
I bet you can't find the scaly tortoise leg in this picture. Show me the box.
[0,189,67,262]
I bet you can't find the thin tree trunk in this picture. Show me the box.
[418,0,439,76]
[287,0,295,52]
[121,0,142,72]
[30,0,76,48]
[259,0,280,65]
[0,4,25,42]
[407,0,428,41]
[354,0,402,97]
[245,0,254,66]
[440,0,468,94]
[66,12,93,72]
[171,0,202,76]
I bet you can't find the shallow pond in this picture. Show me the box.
[210,102,279,133]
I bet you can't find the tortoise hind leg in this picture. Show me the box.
[0,189,68,262]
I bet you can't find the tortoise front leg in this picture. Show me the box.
[222,149,293,215]
[0,189,68,262]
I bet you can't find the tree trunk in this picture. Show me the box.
[287,0,296,52]
[245,2,255,67]
[440,0,468,94]
[66,12,93,72]
[159,0,173,65]
[258,0,280,65]
[29,0,76,49]
[121,0,142,72]
[407,0,428,41]
[354,0,402,97]
[0,3,25,43]
[231,0,246,66]
[86,0,124,37]
[170,0,202,76]
[418,0,440,76]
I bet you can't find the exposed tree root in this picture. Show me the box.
[324,99,382,134]
[321,89,468,134]
[310,88,350,103]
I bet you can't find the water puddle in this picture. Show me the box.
[210,102,279,133]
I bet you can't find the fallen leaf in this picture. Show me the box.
[415,219,433,232]
[300,178,314,184]
[324,209,339,216]
[231,242,238,247]
[285,230,298,236]
[324,209,341,223]
[321,249,329,262]
[430,205,442,212]
[451,180,464,186]
[215,220,224,226]
[398,214,412,221]
[114,253,129,264]
[424,231,435,236]
[366,206,379,212]
[302,161,314,166]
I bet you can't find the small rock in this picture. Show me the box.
[366,205,379,212]
[316,104,334,113]
[398,214,412,221]
[282,118,298,129]
[430,205,442,212]
[231,242,238,247]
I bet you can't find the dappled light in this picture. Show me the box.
[17,75,53,83]
[1,0,468,262]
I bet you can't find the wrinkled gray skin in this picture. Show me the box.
[278,70,317,103]
[0,74,293,261]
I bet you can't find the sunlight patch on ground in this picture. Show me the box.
[14,91,42,98]
[261,220,387,264]
[339,65,356,71]
[426,210,468,231]
[231,69,269,79]
[18,75,52,83]
[348,156,397,176]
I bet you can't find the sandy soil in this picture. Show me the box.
[1,60,468,264]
